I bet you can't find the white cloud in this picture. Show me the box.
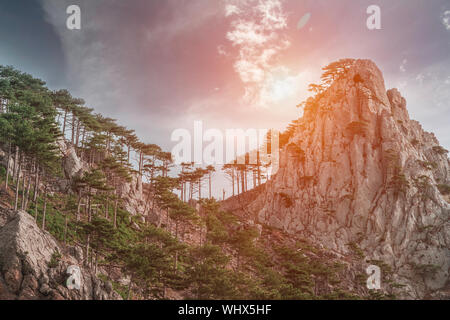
[223,0,292,107]
[400,59,407,73]
[445,76,450,85]
[442,10,450,30]
[225,4,241,17]
[415,73,424,84]
[217,45,228,56]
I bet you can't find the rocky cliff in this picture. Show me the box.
[223,59,450,299]
[0,208,121,300]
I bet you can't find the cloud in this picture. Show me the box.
[442,10,450,30]
[39,0,222,149]
[223,0,291,107]
[445,76,450,85]
[400,59,407,73]
[225,4,241,17]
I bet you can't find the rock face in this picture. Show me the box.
[0,208,121,300]
[56,139,147,217]
[57,139,85,181]
[224,60,450,299]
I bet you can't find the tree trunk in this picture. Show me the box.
[5,142,11,190]
[138,150,143,176]
[76,189,82,221]
[85,235,90,267]
[33,165,40,202]
[209,174,212,199]
[64,215,68,244]
[257,152,261,186]
[174,223,179,270]
[34,199,39,222]
[71,114,75,144]
[127,276,133,300]
[75,120,81,149]
[166,209,170,231]
[24,163,33,210]
[34,168,39,222]
[113,193,118,228]
[62,110,67,138]
[80,128,86,159]
[105,195,109,219]
[231,169,235,196]
[42,185,48,230]
[245,169,248,192]
[13,146,19,182]
[22,173,31,210]
[87,187,92,222]
[14,155,22,211]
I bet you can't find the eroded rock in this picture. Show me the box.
[0,208,121,300]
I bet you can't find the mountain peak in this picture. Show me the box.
[224,60,450,299]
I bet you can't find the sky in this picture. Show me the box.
[0,0,449,198]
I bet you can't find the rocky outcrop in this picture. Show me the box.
[223,59,450,299]
[0,208,121,300]
[56,139,147,217]
[57,139,85,181]
[55,141,205,245]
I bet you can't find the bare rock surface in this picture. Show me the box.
[0,207,121,300]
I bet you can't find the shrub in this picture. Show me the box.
[437,184,450,195]
[298,176,314,186]
[347,242,364,259]
[353,74,363,83]
[0,166,6,178]
[346,121,368,137]
[287,144,306,162]
[389,172,409,195]
[278,192,293,208]
[432,146,448,155]
[303,97,319,114]
[417,160,437,170]
[413,263,440,277]
[48,250,62,268]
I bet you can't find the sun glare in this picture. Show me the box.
[267,76,297,102]
[259,69,313,106]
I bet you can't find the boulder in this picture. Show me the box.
[0,208,122,300]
